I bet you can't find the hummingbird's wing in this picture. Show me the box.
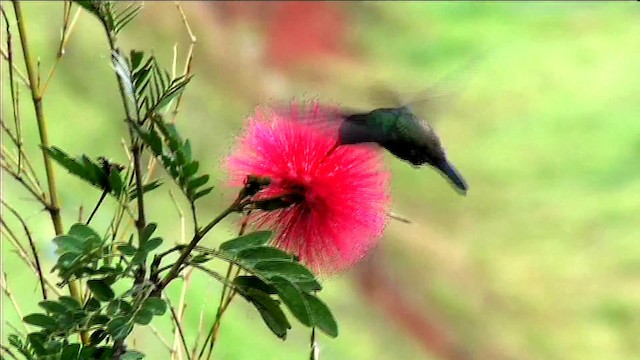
[370,56,482,127]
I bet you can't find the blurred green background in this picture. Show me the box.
[2,2,640,360]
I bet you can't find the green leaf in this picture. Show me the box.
[142,297,166,316]
[182,140,192,162]
[117,244,137,256]
[234,275,277,295]
[67,223,103,253]
[38,300,68,314]
[141,237,163,252]
[140,223,157,243]
[269,276,311,326]
[187,174,209,191]
[130,50,145,71]
[58,296,81,309]
[252,260,317,284]
[85,298,101,311]
[106,317,132,341]
[129,180,162,200]
[131,251,147,265]
[190,254,211,264]
[87,279,115,301]
[89,330,107,346]
[88,314,110,326]
[108,170,124,196]
[194,186,214,200]
[219,231,272,255]
[122,350,145,360]
[69,223,100,240]
[182,161,199,179]
[133,309,153,325]
[60,343,81,360]
[44,339,63,353]
[241,289,290,340]
[7,334,31,359]
[27,332,47,355]
[44,146,90,182]
[74,1,98,15]
[114,3,141,33]
[23,314,57,329]
[236,246,294,265]
[53,235,85,254]
[106,299,133,316]
[304,293,338,337]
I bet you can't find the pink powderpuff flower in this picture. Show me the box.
[226,101,391,274]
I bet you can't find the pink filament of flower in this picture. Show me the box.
[226,102,390,273]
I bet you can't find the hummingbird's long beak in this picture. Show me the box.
[434,160,468,195]
[321,141,341,162]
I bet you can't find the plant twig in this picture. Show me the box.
[190,288,208,360]
[201,211,251,360]
[155,195,246,294]
[148,324,173,353]
[12,0,85,342]
[1,150,47,205]
[86,190,108,225]
[1,227,62,296]
[168,193,190,360]
[1,343,20,360]
[1,200,47,300]
[389,211,412,224]
[0,121,44,195]
[39,2,81,95]
[165,294,192,360]
[171,2,196,123]
[169,270,192,360]
[310,327,319,360]
[0,47,29,86]
[1,6,23,174]
[1,272,30,333]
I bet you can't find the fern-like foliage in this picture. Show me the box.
[74,1,142,35]
[113,50,192,122]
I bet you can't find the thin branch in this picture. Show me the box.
[1,150,47,205]
[201,212,250,360]
[168,193,189,360]
[1,199,47,299]
[190,291,208,360]
[0,227,62,296]
[12,0,85,341]
[170,268,193,360]
[310,326,318,360]
[40,2,81,95]
[389,211,412,224]
[0,344,20,360]
[165,293,192,360]
[0,120,45,195]
[0,47,29,86]
[154,198,244,294]
[169,190,186,245]
[148,324,173,353]
[1,6,23,174]
[86,190,108,225]
[1,272,30,333]
[171,2,196,123]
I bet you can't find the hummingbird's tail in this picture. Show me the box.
[434,160,468,195]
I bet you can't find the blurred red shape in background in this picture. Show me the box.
[265,2,347,69]
[214,1,348,70]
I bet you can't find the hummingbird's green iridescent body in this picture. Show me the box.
[338,106,468,194]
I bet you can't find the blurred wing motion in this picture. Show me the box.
[269,59,479,195]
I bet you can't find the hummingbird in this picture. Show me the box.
[329,105,468,195]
